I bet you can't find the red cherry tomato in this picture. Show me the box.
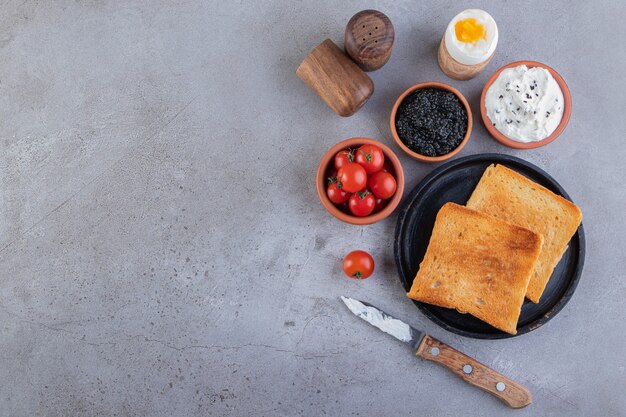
[369,171,397,199]
[355,144,385,174]
[334,149,354,170]
[348,190,375,217]
[373,197,388,213]
[343,250,375,279]
[337,163,367,193]
[326,180,350,204]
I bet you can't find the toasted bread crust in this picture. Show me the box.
[466,164,582,303]
[407,203,543,334]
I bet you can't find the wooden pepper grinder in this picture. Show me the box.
[296,39,374,117]
[344,10,395,72]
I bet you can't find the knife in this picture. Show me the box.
[341,296,532,409]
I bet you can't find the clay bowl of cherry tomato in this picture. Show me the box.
[316,137,405,225]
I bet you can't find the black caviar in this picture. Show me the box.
[395,88,468,157]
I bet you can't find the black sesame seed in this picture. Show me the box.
[535,93,539,97]
[516,90,520,93]
[499,95,503,99]
[526,93,532,99]
[530,85,535,90]
[394,88,468,157]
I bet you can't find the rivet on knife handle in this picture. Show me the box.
[415,335,532,409]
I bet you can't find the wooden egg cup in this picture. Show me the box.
[296,39,374,117]
[437,36,493,81]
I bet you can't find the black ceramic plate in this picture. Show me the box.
[394,154,585,339]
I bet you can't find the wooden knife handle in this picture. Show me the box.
[415,335,532,409]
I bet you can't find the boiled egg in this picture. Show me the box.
[444,9,498,66]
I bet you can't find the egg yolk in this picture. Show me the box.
[455,18,486,43]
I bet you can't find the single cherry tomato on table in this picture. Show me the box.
[369,171,397,199]
[349,190,375,217]
[326,179,350,204]
[337,163,367,193]
[355,144,385,174]
[334,149,354,170]
[343,250,375,279]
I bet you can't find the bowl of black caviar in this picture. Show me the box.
[390,82,472,163]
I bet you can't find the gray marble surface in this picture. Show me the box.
[0,1,624,416]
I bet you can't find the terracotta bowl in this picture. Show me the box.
[390,82,473,163]
[316,137,405,225]
[480,60,572,149]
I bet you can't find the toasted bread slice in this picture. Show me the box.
[466,164,582,303]
[407,203,543,335]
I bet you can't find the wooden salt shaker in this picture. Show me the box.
[296,39,374,117]
[344,9,395,72]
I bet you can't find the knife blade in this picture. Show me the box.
[340,296,425,349]
[340,296,532,409]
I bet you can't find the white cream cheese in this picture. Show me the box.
[341,296,412,342]
[444,9,498,66]
[485,65,564,142]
